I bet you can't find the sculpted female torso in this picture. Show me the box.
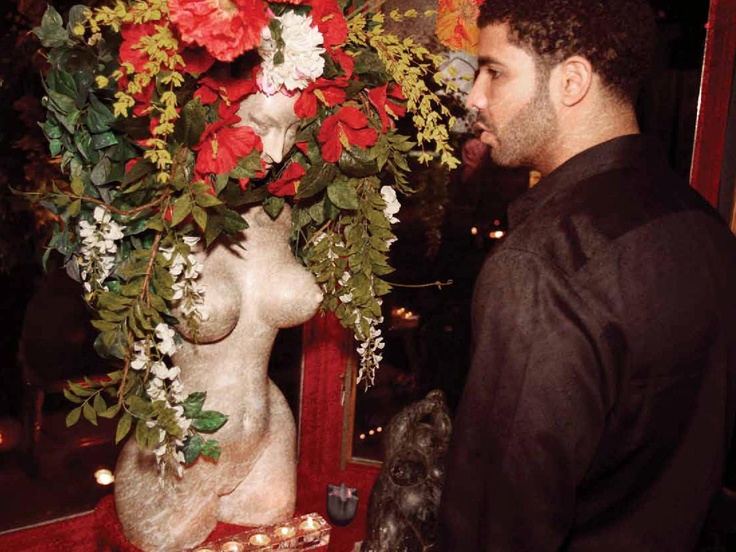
[114,91,323,552]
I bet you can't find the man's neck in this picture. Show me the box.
[536,99,640,176]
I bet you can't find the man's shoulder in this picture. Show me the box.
[500,163,728,276]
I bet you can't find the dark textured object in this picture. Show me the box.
[326,482,359,526]
[361,389,452,552]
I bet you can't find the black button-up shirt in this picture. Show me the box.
[438,134,736,551]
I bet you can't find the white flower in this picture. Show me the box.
[76,206,125,290]
[131,341,151,371]
[380,186,401,224]
[258,12,325,94]
[155,323,177,356]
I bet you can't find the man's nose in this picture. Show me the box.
[465,79,486,111]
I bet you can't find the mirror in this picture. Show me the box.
[346,0,714,465]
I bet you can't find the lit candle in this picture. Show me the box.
[220,542,243,552]
[248,534,270,546]
[299,516,319,532]
[194,549,215,552]
[275,525,296,538]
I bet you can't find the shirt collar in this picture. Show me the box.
[508,134,668,229]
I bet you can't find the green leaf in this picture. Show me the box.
[74,128,93,161]
[66,5,89,36]
[327,179,359,210]
[91,131,118,150]
[94,327,129,360]
[83,401,98,425]
[127,395,153,418]
[296,163,338,199]
[93,393,107,414]
[123,158,155,186]
[33,7,69,48]
[182,392,206,418]
[68,198,81,217]
[70,176,85,196]
[45,89,77,117]
[263,196,285,219]
[338,145,379,178]
[87,94,115,133]
[99,403,121,419]
[90,156,112,186]
[135,419,158,450]
[201,439,222,461]
[170,194,193,226]
[194,192,222,208]
[174,97,207,147]
[192,410,228,433]
[192,205,207,231]
[68,381,95,397]
[115,412,132,443]
[63,388,84,404]
[183,434,204,464]
[66,406,82,427]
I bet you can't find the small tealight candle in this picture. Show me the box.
[248,533,270,546]
[299,516,320,532]
[220,541,243,552]
[275,525,296,538]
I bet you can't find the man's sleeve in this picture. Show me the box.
[438,248,617,551]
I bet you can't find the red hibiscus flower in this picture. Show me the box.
[368,83,407,133]
[181,47,216,75]
[310,0,348,49]
[195,65,259,105]
[119,22,157,73]
[193,104,263,176]
[169,0,269,62]
[317,106,378,163]
[295,74,350,118]
[267,161,306,197]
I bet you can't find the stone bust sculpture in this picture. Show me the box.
[113,89,323,552]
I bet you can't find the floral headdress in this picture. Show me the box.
[32,0,463,475]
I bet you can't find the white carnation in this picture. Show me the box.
[258,12,325,94]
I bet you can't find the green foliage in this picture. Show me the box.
[31,0,462,474]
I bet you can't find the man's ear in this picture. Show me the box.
[557,56,593,107]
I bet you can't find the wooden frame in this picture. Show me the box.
[690,0,736,210]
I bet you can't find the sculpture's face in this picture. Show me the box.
[235,91,301,173]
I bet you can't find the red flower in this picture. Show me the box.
[368,83,407,133]
[181,47,216,75]
[295,75,350,118]
[310,0,348,49]
[195,66,259,105]
[169,0,269,62]
[193,104,263,176]
[435,0,483,53]
[295,48,354,118]
[268,161,306,197]
[119,22,157,73]
[317,106,378,163]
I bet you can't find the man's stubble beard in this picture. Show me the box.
[485,77,557,169]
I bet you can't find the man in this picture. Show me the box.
[437,1,736,550]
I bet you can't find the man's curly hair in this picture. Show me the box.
[478,0,657,103]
